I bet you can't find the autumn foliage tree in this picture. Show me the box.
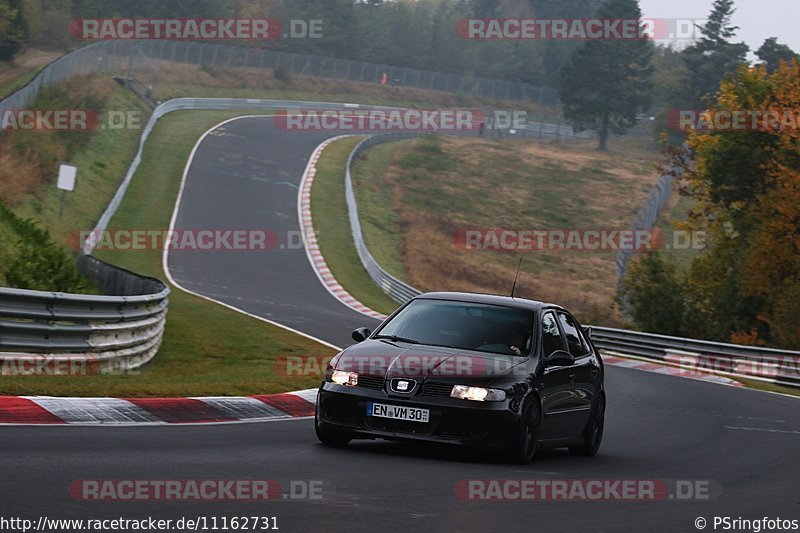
[625,60,800,348]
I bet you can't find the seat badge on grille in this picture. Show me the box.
[391,378,416,393]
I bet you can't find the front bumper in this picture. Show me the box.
[316,382,520,449]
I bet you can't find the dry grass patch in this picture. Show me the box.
[353,135,661,325]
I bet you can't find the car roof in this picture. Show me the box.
[415,291,564,313]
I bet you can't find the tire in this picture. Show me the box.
[510,398,541,464]
[314,410,352,446]
[569,393,605,457]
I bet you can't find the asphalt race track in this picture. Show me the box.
[2,117,798,532]
[166,117,382,347]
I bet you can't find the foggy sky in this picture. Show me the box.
[638,0,799,59]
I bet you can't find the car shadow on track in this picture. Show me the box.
[312,439,599,466]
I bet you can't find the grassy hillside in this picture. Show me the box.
[349,135,661,325]
[0,110,336,397]
[0,75,149,293]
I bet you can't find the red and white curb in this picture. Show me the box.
[0,389,317,425]
[298,135,388,321]
[602,353,743,387]
[0,358,746,425]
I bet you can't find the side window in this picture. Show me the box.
[541,312,565,357]
[557,312,590,357]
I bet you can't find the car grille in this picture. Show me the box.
[356,374,384,390]
[421,381,453,397]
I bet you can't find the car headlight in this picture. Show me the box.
[450,385,506,402]
[330,370,358,386]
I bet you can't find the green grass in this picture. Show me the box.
[0,110,335,397]
[12,87,151,248]
[310,137,401,317]
[734,377,800,398]
[0,49,63,98]
[0,67,43,99]
[0,79,148,294]
[350,141,410,282]
[0,215,15,285]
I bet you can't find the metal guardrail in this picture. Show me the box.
[0,255,169,374]
[345,133,425,304]
[590,326,800,388]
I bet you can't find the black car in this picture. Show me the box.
[315,292,605,463]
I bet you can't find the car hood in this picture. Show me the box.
[332,339,526,381]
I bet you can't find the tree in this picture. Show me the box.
[559,0,653,150]
[756,37,798,73]
[675,62,800,347]
[23,0,72,50]
[681,0,748,106]
[621,251,687,336]
[650,44,692,142]
[0,0,26,61]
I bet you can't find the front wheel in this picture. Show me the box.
[314,410,352,446]
[569,393,605,456]
[510,398,541,464]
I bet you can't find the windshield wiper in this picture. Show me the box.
[373,335,422,344]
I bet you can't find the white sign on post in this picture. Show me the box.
[57,163,77,218]
[57,163,77,191]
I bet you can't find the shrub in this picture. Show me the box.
[0,203,91,293]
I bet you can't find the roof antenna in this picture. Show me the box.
[510,256,524,298]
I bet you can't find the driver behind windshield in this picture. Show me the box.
[509,327,529,356]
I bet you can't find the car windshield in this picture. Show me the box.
[374,299,535,356]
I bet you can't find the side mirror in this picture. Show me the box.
[583,326,593,340]
[351,327,372,343]
[545,350,574,367]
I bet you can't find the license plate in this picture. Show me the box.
[366,402,429,423]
